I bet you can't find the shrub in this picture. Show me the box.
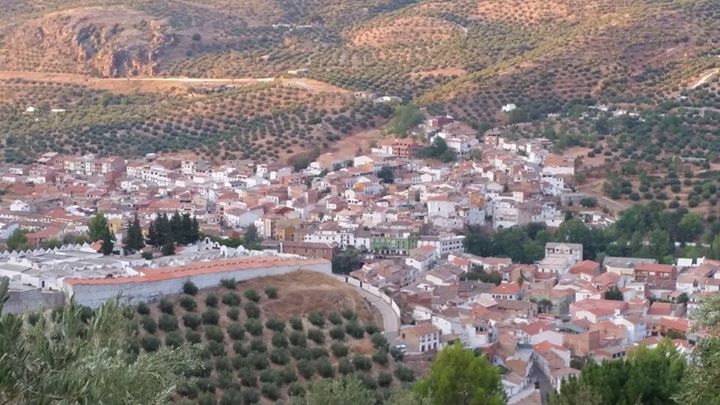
[310,347,328,359]
[140,335,161,352]
[205,294,219,308]
[247,352,269,370]
[141,315,157,334]
[289,331,307,347]
[395,365,415,382]
[159,314,178,332]
[137,302,150,315]
[234,339,249,355]
[202,308,220,325]
[264,287,278,299]
[232,355,247,370]
[261,383,280,401]
[244,302,261,319]
[341,308,356,320]
[270,348,290,365]
[186,330,202,344]
[288,381,305,397]
[289,316,304,331]
[260,369,281,384]
[238,367,257,387]
[345,321,365,339]
[222,292,241,307]
[228,323,245,340]
[331,342,349,358]
[357,373,377,390]
[296,359,314,379]
[265,319,285,333]
[279,366,297,384]
[371,333,389,351]
[244,289,261,303]
[245,319,263,336]
[207,341,226,356]
[241,387,260,403]
[178,295,197,311]
[220,278,237,289]
[141,252,153,260]
[215,357,232,373]
[165,331,184,348]
[227,307,240,321]
[205,325,225,343]
[328,312,343,325]
[329,326,346,341]
[250,338,267,353]
[220,387,241,405]
[197,378,217,393]
[316,358,334,378]
[183,281,199,296]
[372,349,389,366]
[338,358,354,375]
[307,328,325,344]
[308,311,325,328]
[290,346,311,361]
[183,313,202,329]
[390,346,404,361]
[271,332,288,348]
[365,324,380,335]
[158,298,174,314]
[353,355,372,371]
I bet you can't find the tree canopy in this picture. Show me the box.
[415,342,505,405]
[0,278,202,403]
[551,339,686,405]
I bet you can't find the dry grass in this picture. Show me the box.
[351,16,461,48]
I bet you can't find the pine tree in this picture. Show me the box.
[161,241,175,256]
[170,212,183,244]
[189,217,200,244]
[180,213,193,245]
[124,215,145,253]
[100,227,114,256]
[153,213,171,248]
[243,223,261,250]
[146,220,158,247]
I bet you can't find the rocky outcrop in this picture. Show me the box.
[1,7,176,77]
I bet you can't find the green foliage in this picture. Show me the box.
[308,311,325,328]
[388,103,423,136]
[227,307,240,321]
[308,328,325,345]
[250,338,267,353]
[264,287,278,299]
[228,323,245,340]
[298,376,375,405]
[0,284,202,404]
[290,316,304,331]
[220,278,237,290]
[244,289,261,303]
[158,298,174,315]
[551,340,685,405]
[183,281,199,296]
[265,318,285,333]
[158,313,178,332]
[372,349,389,366]
[604,285,624,301]
[124,215,145,253]
[289,330,307,347]
[271,332,289,348]
[245,319,263,336]
[205,325,225,343]
[332,247,365,274]
[88,212,109,242]
[417,136,457,162]
[415,342,505,405]
[179,295,197,311]
[137,302,150,315]
[330,326,346,341]
[244,302,260,319]
[222,292,241,307]
[243,224,262,250]
[205,293,219,308]
[6,228,29,252]
[202,308,220,325]
[183,313,202,329]
[141,315,157,334]
[331,342,349,357]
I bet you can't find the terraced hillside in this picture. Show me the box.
[1,0,719,162]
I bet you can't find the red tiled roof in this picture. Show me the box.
[635,263,675,273]
[65,256,327,286]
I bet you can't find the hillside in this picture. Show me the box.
[0,0,719,162]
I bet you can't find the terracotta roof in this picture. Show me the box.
[570,260,600,275]
[635,263,675,273]
[65,256,328,286]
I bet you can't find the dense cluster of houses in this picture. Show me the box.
[0,115,685,402]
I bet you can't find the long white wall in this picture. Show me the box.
[65,262,331,308]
